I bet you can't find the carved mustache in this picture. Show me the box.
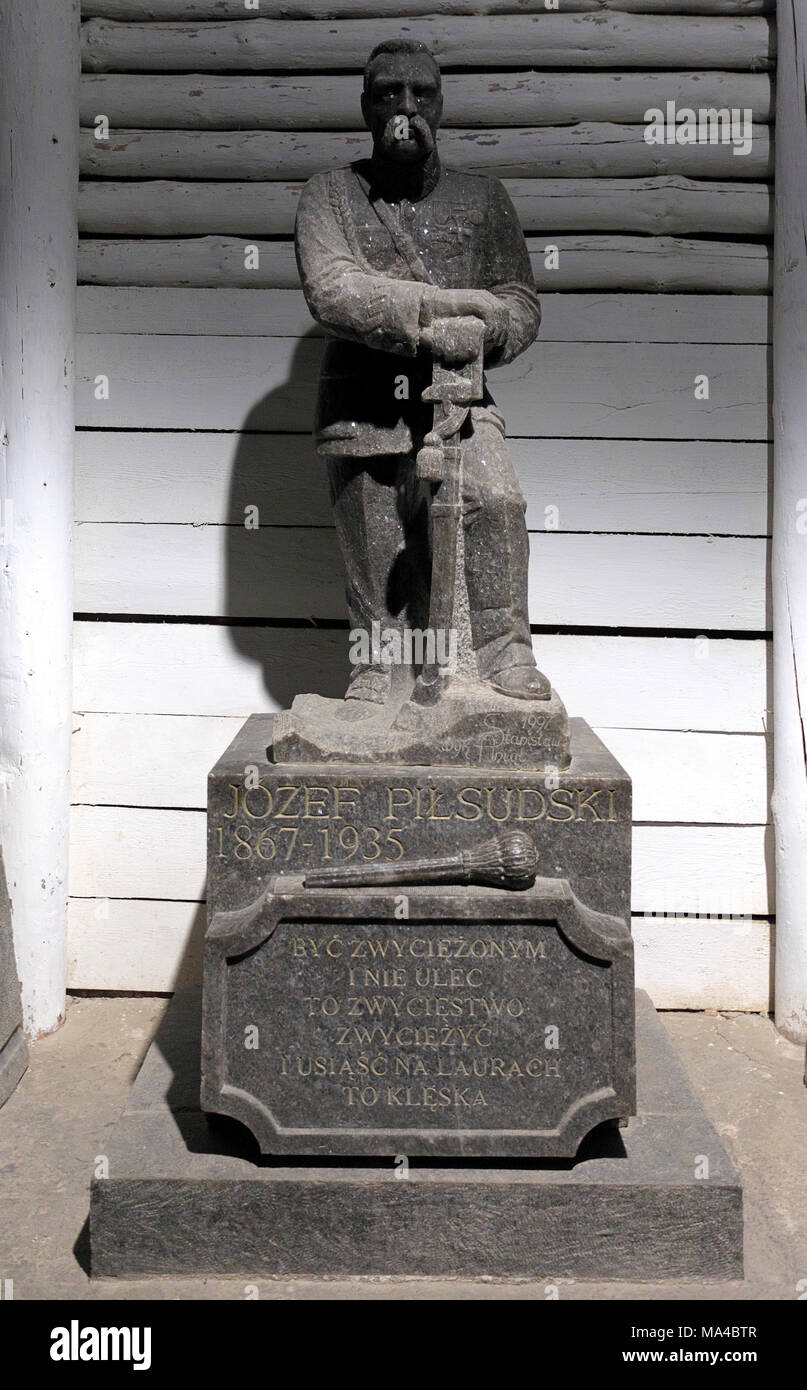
[380,113,435,154]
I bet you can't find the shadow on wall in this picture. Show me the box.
[224,329,350,710]
[145,338,349,1014]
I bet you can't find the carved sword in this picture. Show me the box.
[412,315,485,700]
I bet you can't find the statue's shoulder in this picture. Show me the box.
[300,166,340,195]
[300,162,374,209]
[439,166,500,206]
[441,166,493,187]
[297,165,363,230]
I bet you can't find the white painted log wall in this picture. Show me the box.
[78,127,774,181]
[78,178,774,237]
[79,71,773,129]
[81,4,775,19]
[77,7,775,291]
[70,2,775,1009]
[77,235,773,292]
[79,15,774,71]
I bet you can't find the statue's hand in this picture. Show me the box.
[420,314,485,364]
[420,288,508,348]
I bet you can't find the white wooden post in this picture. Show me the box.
[0,1,80,1036]
[772,2,807,1043]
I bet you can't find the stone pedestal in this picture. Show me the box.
[203,712,634,1159]
[89,991,743,1281]
[208,714,631,923]
[0,847,28,1107]
[201,878,635,1159]
[88,714,745,1281]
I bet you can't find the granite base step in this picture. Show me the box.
[90,990,743,1281]
[0,1026,29,1108]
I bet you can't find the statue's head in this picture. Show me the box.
[361,40,443,165]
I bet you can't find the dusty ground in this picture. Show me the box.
[0,995,805,1300]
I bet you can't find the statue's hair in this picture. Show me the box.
[363,39,441,94]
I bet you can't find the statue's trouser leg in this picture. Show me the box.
[326,452,429,691]
[461,407,535,679]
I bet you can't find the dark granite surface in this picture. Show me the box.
[293,40,554,718]
[90,991,743,1281]
[208,715,631,923]
[202,877,635,1158]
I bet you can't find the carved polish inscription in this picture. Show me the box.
[212,780,620,869]
[226,919,612,1136]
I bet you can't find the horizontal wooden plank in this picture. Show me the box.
[77,235,773,291]
[68,897,206,994]
[73,621,353,717]
[79,126,773,180]
[70,806,209,901]
[78,176,773,237]
[79,71,774,129]
[68,805,774,912]
[80,4,776,21]
[73,524,768,627]
[72,712,243,808]
[633,824,773,914]
[75,335,770,436]
[631,917,771,1011]
[66,898,773,1007]
[603,727,769,822]
[80,15,775,72]
[73,623,770,733]
[71,711,770,823]
[75,433,770,534]
[76,288,772,342]
[77,284,318,334]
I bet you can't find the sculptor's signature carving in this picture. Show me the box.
[438,713,552,765]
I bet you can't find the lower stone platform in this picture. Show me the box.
[0,847,28,1108]
[90,991,742,1281]
[0,1025,28,1108]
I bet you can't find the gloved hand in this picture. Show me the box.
[420,314,486,364]
[420,287,509,349]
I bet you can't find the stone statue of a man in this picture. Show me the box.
[295,39,549,705]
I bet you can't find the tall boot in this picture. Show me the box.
[464,493,550,700]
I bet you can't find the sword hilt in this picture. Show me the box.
[416,430,447,483]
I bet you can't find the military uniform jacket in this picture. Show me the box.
[294,160,542,457]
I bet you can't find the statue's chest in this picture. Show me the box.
[353,197,486,287]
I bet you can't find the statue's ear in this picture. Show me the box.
[360,90,371,130]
